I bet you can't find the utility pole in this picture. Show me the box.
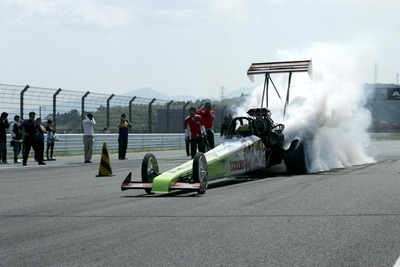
[220,86,225,100]
[374,63,378,84]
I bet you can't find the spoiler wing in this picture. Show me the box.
[246,59,312,116]
[247,59,312,82]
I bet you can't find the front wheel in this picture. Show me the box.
[141,153,159,194]
[192,152,208,194]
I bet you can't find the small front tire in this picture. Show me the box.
[141,153,159,194]
[192,152,208,194]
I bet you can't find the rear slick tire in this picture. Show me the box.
[192,152,208,194]
[284,140,307,174]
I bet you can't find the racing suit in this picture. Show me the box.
[184,114,206,158]
[197,107,215,149]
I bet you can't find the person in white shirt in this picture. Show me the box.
[9,115,22,164]
[82,113,96,163]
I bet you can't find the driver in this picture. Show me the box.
[237,124,252,137]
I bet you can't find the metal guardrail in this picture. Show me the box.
[5,133,223,157]
[3,132,396,160]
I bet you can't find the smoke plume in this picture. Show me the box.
[237,42,376,172]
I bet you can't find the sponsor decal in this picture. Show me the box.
[230,160,247,171]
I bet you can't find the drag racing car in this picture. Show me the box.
[122,59,312,194]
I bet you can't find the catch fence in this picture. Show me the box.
[0,83,234,134]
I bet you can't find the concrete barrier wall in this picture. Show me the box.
[5,132,394,158]
[5,133,223,157]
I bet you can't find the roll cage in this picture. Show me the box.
[226,108,279,140]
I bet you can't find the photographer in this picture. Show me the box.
[82,113,96,163]
[117,114,132,160]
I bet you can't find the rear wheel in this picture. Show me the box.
[141,153,159,194]
[283,140,307,174]
[192,152,208,194]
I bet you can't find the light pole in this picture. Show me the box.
[39,106,46,118]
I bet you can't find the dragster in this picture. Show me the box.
[122,59,312,194]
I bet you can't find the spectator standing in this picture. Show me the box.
[20,112,45,166]
[220,113,232,137]
[117,114,132,160]
[9,115,22,163]
[197,101,216,150]
[45,119,56,161]
[82,113,96,163]
[184,107,206,158]
[0,112,10,164]
[184,111,190,157]
[35,118,46,162]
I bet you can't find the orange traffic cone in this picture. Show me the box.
[96,142,115,177]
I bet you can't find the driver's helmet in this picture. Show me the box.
[237,124,252,137]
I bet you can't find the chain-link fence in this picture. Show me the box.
[0,83,241,134]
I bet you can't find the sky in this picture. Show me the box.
[0,0,399,100]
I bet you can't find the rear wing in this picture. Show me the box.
[246,59,312,117]
[247,60,312,82]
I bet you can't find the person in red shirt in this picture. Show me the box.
[197,101,215,150]
[184,107,206,158]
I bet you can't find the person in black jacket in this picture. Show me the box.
[34,118,46,163]
[220,113,232,137]
[20,112,46,166]
[0,112,10,164]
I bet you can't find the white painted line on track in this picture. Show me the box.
[393,255,400,267]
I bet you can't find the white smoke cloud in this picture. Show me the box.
[238,41,376,172]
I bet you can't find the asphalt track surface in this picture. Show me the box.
[0,140,399,266]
